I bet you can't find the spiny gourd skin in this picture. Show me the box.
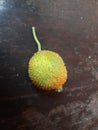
[28,50,67,91]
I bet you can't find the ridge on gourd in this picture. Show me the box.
[28,27,67,92]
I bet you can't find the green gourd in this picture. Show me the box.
[28,27,67,92]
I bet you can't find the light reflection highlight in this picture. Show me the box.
[0,0,5,11]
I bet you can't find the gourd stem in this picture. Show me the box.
[32,27,41,51]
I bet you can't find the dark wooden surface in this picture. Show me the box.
[0,0,98,130]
